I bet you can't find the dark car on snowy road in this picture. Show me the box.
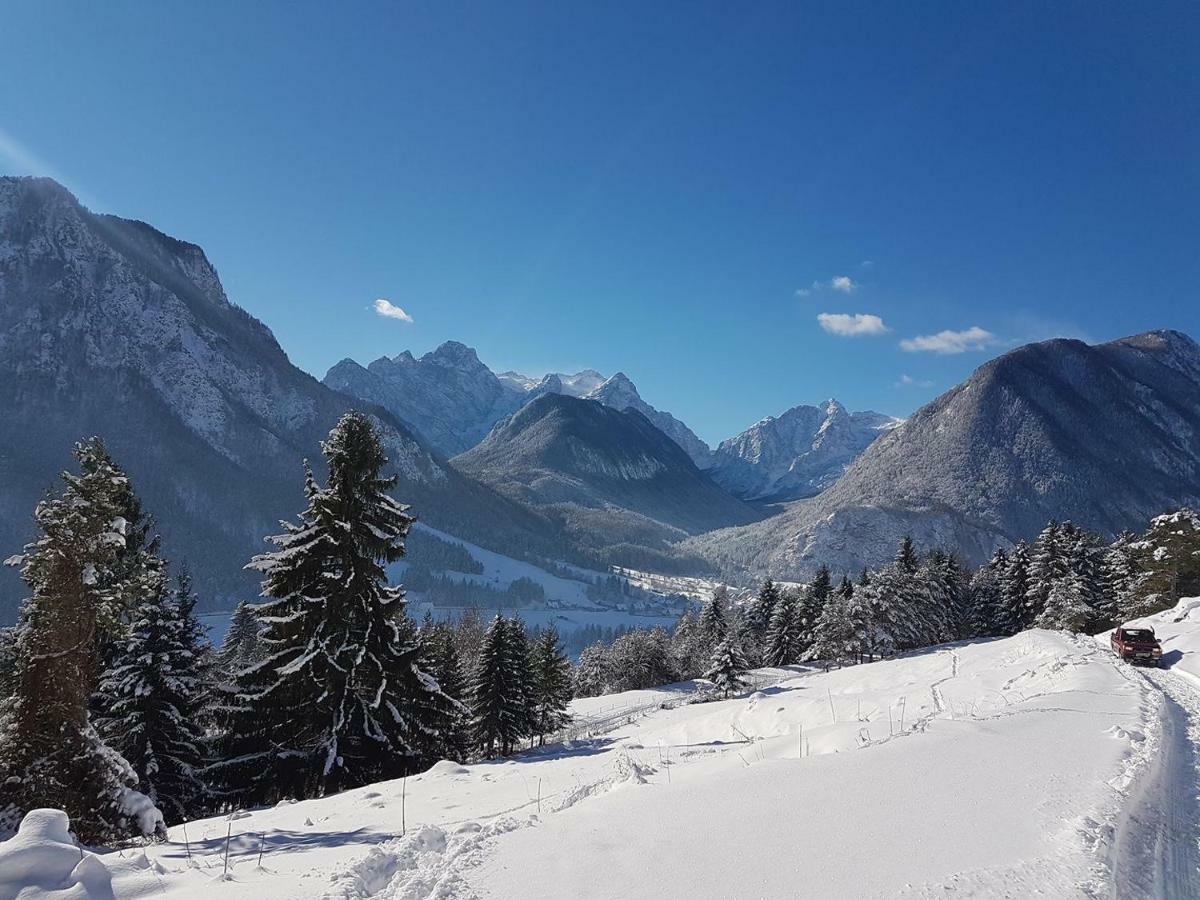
[1111,626,1164,666]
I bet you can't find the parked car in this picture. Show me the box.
[1111,626,1164,667]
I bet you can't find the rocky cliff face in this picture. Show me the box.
[686,331,1200,579]
[0,177,568,617]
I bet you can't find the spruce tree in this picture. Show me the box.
[1035,578,1094,632]
[529,627,573,745]
[808,578,856,664]
[764,589,802,666]
[998,541,1032,634]
[966,549,1007,637]
[573,641,611,698]
[98,568,208,825]
[0,439,164,843]
[218,601,262,674]
[704,637,748,698]
[504,617,535,751]
[895,536,919,574]
[745,579,780,659]
[697,588,729,658]
[468,615,525,757]
[418,617,470,761]
[1026,521,1068,625]
[213,412,451,802]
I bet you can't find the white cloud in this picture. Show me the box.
[817,312,890,337]
[894,374,934,389]
[798,275,858,298]
[373,298,414,323]
[900,326,997,354]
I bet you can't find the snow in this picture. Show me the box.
[0,809,114,900]
[8,622,1200,898]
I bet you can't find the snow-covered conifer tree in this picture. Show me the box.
[213,412,451,802]
[1034,577,1094,632]
[697,588,729,657]
[998,540,1032,634]
[573,641,611,698]
[98,567,208,824]
[0,439,164,843]
[468,615,525,756]
[764,589,802,666]
[1026,521,1068,625]
[530,627,573,744]
[704,637,748,698]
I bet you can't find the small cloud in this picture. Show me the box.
[817,312,890,337]
[860,260,875,269]
[797,275,858,297]
[373,298,414,323]
[894,374,934,389]
[900,326,997,354]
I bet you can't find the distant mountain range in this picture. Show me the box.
[687,330,1200,579]
[325,345,894,490]
[3,175,1197,613]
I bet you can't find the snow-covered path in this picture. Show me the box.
[1111,667,1200,899]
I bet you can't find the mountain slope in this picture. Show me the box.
[687,331,1200,578]
[452,393,758,568]
[709,399,900,501]
[582,373,713,469]
[0,177,571,617]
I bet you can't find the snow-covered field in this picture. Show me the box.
[8,610,1200,899]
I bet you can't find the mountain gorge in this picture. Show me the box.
[688,330,1200,579]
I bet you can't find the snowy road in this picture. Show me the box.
[1108,665,1200,899]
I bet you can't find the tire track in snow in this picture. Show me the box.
[1108,665,1200,899]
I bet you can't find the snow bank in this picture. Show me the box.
[34,629,1174,899]
[0,809,114,900]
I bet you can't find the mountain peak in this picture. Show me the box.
[425,340,484,367]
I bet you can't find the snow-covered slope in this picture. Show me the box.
[14,624,1199,899]
[709,399,901,501]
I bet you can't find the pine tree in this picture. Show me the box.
[745,579,780,659]
[529,627,573,744]
[808,578,856,664]
[1103,534,1145,625]
[417,617,470,762]
[1026,521,1068,625]
[895,536,919,574]
[764,590,802,666]
[797,566,832,651]
[670,608,702,679]
[998,541,1032,635]
[697,588,729,657]
[1035,577,1094,632]
[573,641,611,698]
[468,615,525,757]
[504,617,535,751]
[0,439,164,843]
[966,549,1007,637]
[704,637,748,698]
[213,412,451,803]
[1127,509,1200,615]
[218,601,263,674]
[97,567,208,825]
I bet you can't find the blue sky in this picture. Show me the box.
[2,1,1197,444]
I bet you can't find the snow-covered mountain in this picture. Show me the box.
[325,343,530,457]
[582,373,713,469]
[0,177,572,617]
[452,393,758,571]
[687,330,1200,579]
[708,399,901,501]
[326,350,712,466]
